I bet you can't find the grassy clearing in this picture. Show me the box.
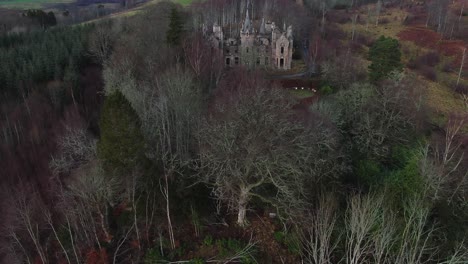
[0,0,74,9]
[82,0,193,23]
[425,80,465,125]
[0,0,190,11]
[340,5,466,127]
[289,89,315,99]
[174,0,192,5]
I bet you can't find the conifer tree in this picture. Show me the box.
[166,7,184,46]
[368,36,403,82]
[97,90,144,175]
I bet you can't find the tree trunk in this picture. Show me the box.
[237,188,249,227]
[457,48,466,87]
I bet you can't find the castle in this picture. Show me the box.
[205,1,294,70]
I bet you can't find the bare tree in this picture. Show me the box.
[50,126,97,176]
[6,187,48,264]
[302,193,340,264]
[88,20,120,64]
[64,162,122,245]
[375,0,382,26]
[345,193,384,264]
[457,48,466,88]
[197,69,341,226]
[394,198,437,264]
[117,68,202,250]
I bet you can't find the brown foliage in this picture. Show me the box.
[85,248,108,264]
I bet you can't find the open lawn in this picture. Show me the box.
[174,0,191,5]
[289,88,315,99]
[0,0,74,9]
[338,4,468,127]
[0,0,190,10]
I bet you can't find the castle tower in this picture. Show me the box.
[241,0,252,35]
[240,0,255,67]
[259,17,266,35]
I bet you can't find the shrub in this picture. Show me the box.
[320,85,334,95]
[327,12,350,24]
[213,238,256,262]
[283,232,301,255]
[356,159,383,186]
[144,248,165,263]
[274,231,285,243]
[452,82,468,95]
[442,63,453,73]
[203,235,213,246]
[386,148,425,200]
[379,18,390,24]
[407,58,417,69]
[355,33,374,47]
[190,259,206,264]
[419,66,437,81]
[418,51,440,67]
[273,231,301,255]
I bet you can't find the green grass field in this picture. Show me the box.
[0,0,191,10]
[0,0,74,9]
[174,0,192,5]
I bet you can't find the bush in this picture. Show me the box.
[144,248,165,263]
[327,12,350,24]
[385,148,425,200]
[419,66,437,81]
[442,63,453,73]
[379,18,390,24]
[320,85,334,95]
[214,238,256,262]
[190,259,206,264]
[355,33,374,47]
[273,231,301,256]
[407,58,417,69]
[283,232,301,255]
[418,51,440,67]
[452,82,468,95]
[203,235,213,246]
[274,231,285,243]
[356,159,383,186]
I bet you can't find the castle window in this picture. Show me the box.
[231,41,234,45]
[281,46,284,54]
[256,57,260,65]
[226,57,231,66]
[235,57,239,65]
[226,49,230,54]
[246,47,249,53]
[280,58,284,68]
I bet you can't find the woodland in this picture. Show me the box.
[1,0,468,263]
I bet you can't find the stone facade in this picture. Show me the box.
[206,1,294,70]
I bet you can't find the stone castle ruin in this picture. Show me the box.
[204,0,294,70]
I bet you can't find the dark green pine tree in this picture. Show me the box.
[166,7,184,46]
[368,36,403,82]
[98,90,144,175]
